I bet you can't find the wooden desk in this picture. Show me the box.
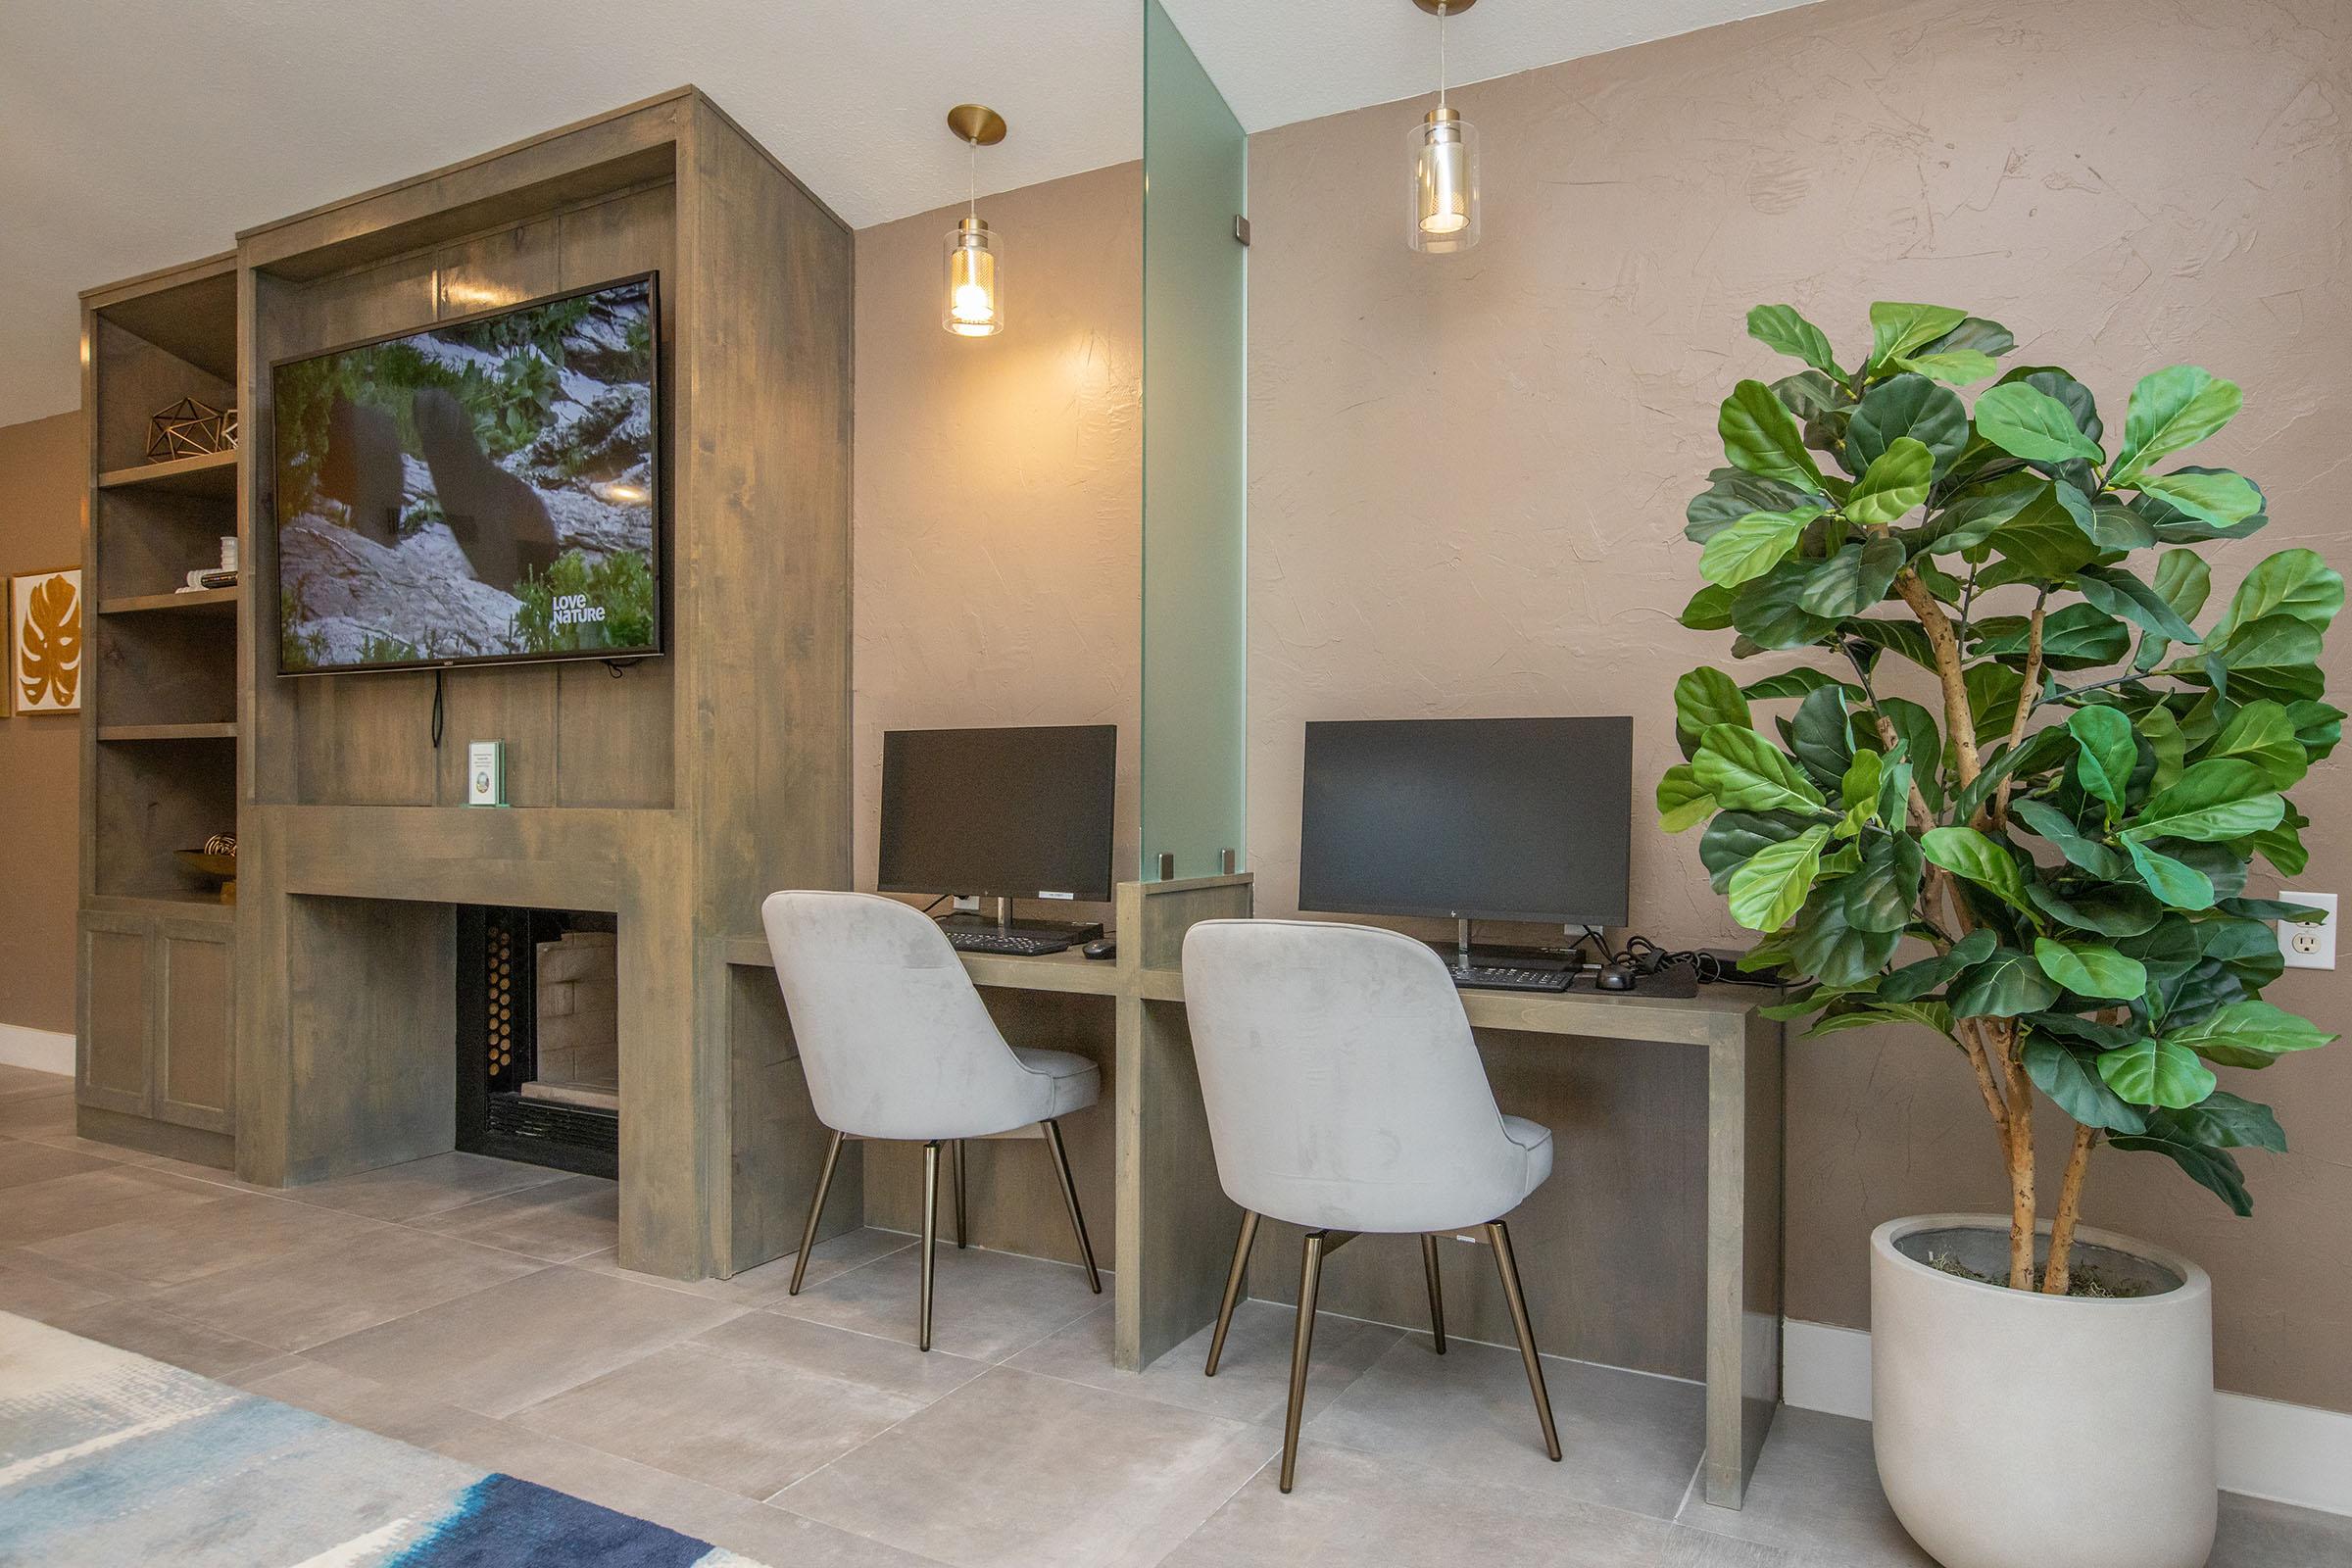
[722,877,1783,1507]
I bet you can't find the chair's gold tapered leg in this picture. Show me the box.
[1204,1210,1260,1377]
[954,1139,968,1250]
[1279,1231,1329,1494]
[1421,1234,1447,1355]
[1488,1220,1561,1461]
[1042,1119,1102,1294]
[788,1129,846,1297]
[919,1142,942,1351]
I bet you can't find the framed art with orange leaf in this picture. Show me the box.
[10,567,83,715]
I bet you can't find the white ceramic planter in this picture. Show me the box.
[1871,1214,2215,1568]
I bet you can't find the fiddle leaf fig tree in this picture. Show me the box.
[1665,302,2342,1292]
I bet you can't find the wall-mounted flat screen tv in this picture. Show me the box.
[271,273,662,674]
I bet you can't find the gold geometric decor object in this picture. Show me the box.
[146,396,236,462]
[10,567,82,714]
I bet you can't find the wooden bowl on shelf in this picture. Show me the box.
[173,851,237,905]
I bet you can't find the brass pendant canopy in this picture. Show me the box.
[945,104,1007,146]
[1412,0,1475,13]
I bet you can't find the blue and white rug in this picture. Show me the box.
[0,1311,770,1567]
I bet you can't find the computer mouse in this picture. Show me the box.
[1595,963,1637,992]
[1083,939,1117,961]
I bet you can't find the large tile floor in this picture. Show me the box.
[0,1062,2342,1567]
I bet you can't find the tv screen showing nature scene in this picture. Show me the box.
[271,275,661,673]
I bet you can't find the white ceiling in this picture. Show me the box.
[0,0,1812,427]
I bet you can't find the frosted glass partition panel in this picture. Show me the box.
[1141,0,1248,881]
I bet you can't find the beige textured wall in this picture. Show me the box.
[852,163,1143,921]
[0,409,86,1037]
[1247,0,2352,1410]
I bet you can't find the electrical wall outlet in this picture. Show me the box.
[2276,890,2336,970]
[952,895,982,914]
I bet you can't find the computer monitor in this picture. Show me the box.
[878,724,1117,905]
[1297,716,1632,926]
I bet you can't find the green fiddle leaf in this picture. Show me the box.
[1846,375,1970,481]
[2166,1091,2285,1152]
[1788,685,1856,785]
[1698,507,1825,589]
[1973,382,2106,465]
[2135,469,2262,531]
[2068,706,2136,812]
[1844,615,1937,670]
[1776,369,1846,423]
[2138,466,2270,544]
[1973,603,2130,671]
[1877,928,1996,1003]
[1731,560,1844,650]
[2097,1036,2217,1110]
[1688,467,1819,542]
[1720,380,1828,490]
[2111,367,2242,485]
[1838,749,1884,834]
[2010,797,2128,878]
[1844,438,1935,527]
[1727,824,1832,931]
[2074,565,2201,646]
[1680,583,1736,630]
[1740,668,1856,702]
[2123,760,2283,843]
[2203,700,2307,790]
[2024,877,2163,938]
[2107,1130,2251,1215]
[1746,305,1842,377]
[1867,302,1969,371]
[2021,1038,2148,1134]
[1657,764,1715,833]
[2163,999,2338,1069]
[2083,499,2157,552]
[1922,471,2045,553]
[1950,947,2061,1018]
[1985,482,2101,578]
[1838,832,1922,931]
[1673,668,1752,752]
[1700,810,1806,892]
[1920,825,2029,909]
[1877,697,1944,811]
[1693,724,1828,813]
[1796,536,1906,616]
[2137,707,2187,792]
[2286,700,2344,760]
[2209,548,2344,647]
[2124,837,2217,910]
[2033,937,2148,1001]
[2206,615,2325,703]
[1894,350,2001,386]
[1805,1001,1958,1041]
[1918,316,2016,358]
[2251,801,2309,877]
[1787,888,1903,983]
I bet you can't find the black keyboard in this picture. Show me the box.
[946,931,1074,956]
[1449,964,1573,993]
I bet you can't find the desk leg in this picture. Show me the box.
[1703,1011,1786,1507]
[1113,995,1232,1370]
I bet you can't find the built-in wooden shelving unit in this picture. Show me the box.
[75,252,244,1165]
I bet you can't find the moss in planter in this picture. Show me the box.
[1925,1250,2150,1298]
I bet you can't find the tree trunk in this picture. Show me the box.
[2000,1025,2037,1289]
[2042,1123,2100,1295]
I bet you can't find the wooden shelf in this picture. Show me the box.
[86,891,236,921]
[97,722,238,743]
[99,587,238,617]
[98,448,237,500]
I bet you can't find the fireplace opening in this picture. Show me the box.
[456,906,619,1178]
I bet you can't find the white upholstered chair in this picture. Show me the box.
[760,890,1102,1350]
[1181,917,1562,1492]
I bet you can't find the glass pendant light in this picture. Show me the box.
[944,104,1007,336]
[1408,0,1480,254]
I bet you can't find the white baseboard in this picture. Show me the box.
[1782,1316,2352,1518]
[0,1024,72,1077]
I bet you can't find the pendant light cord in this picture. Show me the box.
[1438,2,1449,108]
[967,137,978,221]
